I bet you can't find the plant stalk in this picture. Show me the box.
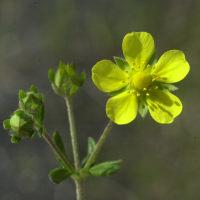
[42,129,76,174]
[84,120,114,169]
[65,95,81,171]
[74,179,85,200]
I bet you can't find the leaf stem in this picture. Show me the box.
[42,129,76,174]
[65,95,81,171]
[84,120,114,169]
[74,179,85,200]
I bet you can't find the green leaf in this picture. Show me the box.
[69,63,76,71]
[70,85,79,95]
[48,69,55,82]
[31,104,39,110]
[3,119,10,130]
[41,93,45,103]
[67,67,80,86]
[19,90,26,100]
[53,131,67,157]
[30,86,38,93]
[80,71,86,86]
[145,48,157,72]
[138,94,148,118]
[14,110,24,115]
[49,168,71,184]
[81,137,96,167]
[114,57,131,71]
[11,136,21,143]
[154,82,178,92]
[38,105,45,123]
[37,127,43,137]
[89,159,124,176]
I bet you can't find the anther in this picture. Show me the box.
[152,78,156,82]
[132,62,135,65]
[132,68,134,70]
[143,62,146,66]
[125,70,128,73]
[127,77,130,79]
[152,66,156,69]
[152,73,155,76]
[154,86,158,89]
[143,88,147,91]
[146,93,150,96]
[156,76,160,79]
[147,64,150,68]
[127,91,130,93]
[133,89,136,92]
[122,80,125,83]
[149,88,152,91]
[129,81,132,83]
[137,93,140,96]
[138,65,140,68]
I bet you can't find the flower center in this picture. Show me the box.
[132,71,151,91]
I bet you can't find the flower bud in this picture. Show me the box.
[3,110,35,141]
[48,61,86,96]
[19,86,44,114]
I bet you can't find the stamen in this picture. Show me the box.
[133,89,136,92]
[152,66,156,69]
[152,78,156,82]
[146,93,150,96]
[138,65,140,68]
[152,73,155,76]
[149,88,152,91]
[137,93,140,97]
[154,86,158,89]
[147,64,150,68]
[127,91,130,93]
[125,70,128,73]
[143,88,147,91]
[143,62,146,66]
[127,77,130,79]
[129,81,132,83]
[156,76,160,79]
[132,62,135,65]
[132,68,134,70]
[122,80,125,83]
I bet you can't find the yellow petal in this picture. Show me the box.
[153,50,190,83]
[92,60,129,92]
[122,32,155,70]
[106,91,138,124]
[147,90,182,124]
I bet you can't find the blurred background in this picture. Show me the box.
[0,0,199,199]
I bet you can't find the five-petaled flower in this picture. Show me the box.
[92,32,190,124]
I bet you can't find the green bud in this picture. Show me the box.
[5,110,35,140]
[48,61,86,96]
[19,86,44,114]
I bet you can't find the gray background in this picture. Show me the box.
[0,0,199,199]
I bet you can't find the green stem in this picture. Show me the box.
[42,129,76,174]
[65,96,81,171]
[74,179,85,200]
[84,120,114,169]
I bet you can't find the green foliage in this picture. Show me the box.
[11,136,21,143]
[48,69,55,82]
[49,168,72,184]
[138,94,148,118]
[114,56,131,71]
[81,137,96,167]
[30,86,38,93]
[70,85,79,95]
[89,159,124,176]
[154,82,178,92]
[3,119,10,130]
[19,90,26,100]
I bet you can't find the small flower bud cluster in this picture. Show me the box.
[48,61,86,97]
[3,86,45,143]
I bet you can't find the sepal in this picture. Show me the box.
[49,168,72,184]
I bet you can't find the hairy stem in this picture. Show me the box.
[65,95,81,171]
[84,120,114,169]
[42,129,76,173]
[74,179,85,200]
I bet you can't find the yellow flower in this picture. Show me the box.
[92,32,190,124]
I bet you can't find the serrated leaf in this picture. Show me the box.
[30,86,38,93]
[80,71,86,86]
[89,159,124,176]
[49,168,71,184]
[11,136,21,143]
[3,119,10,130]
[81,137,96,167]
[19,90,26,100]
[114,57,131,71]
[138,94,148,118]
[48,69,55,82]
[70,85,79,95]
